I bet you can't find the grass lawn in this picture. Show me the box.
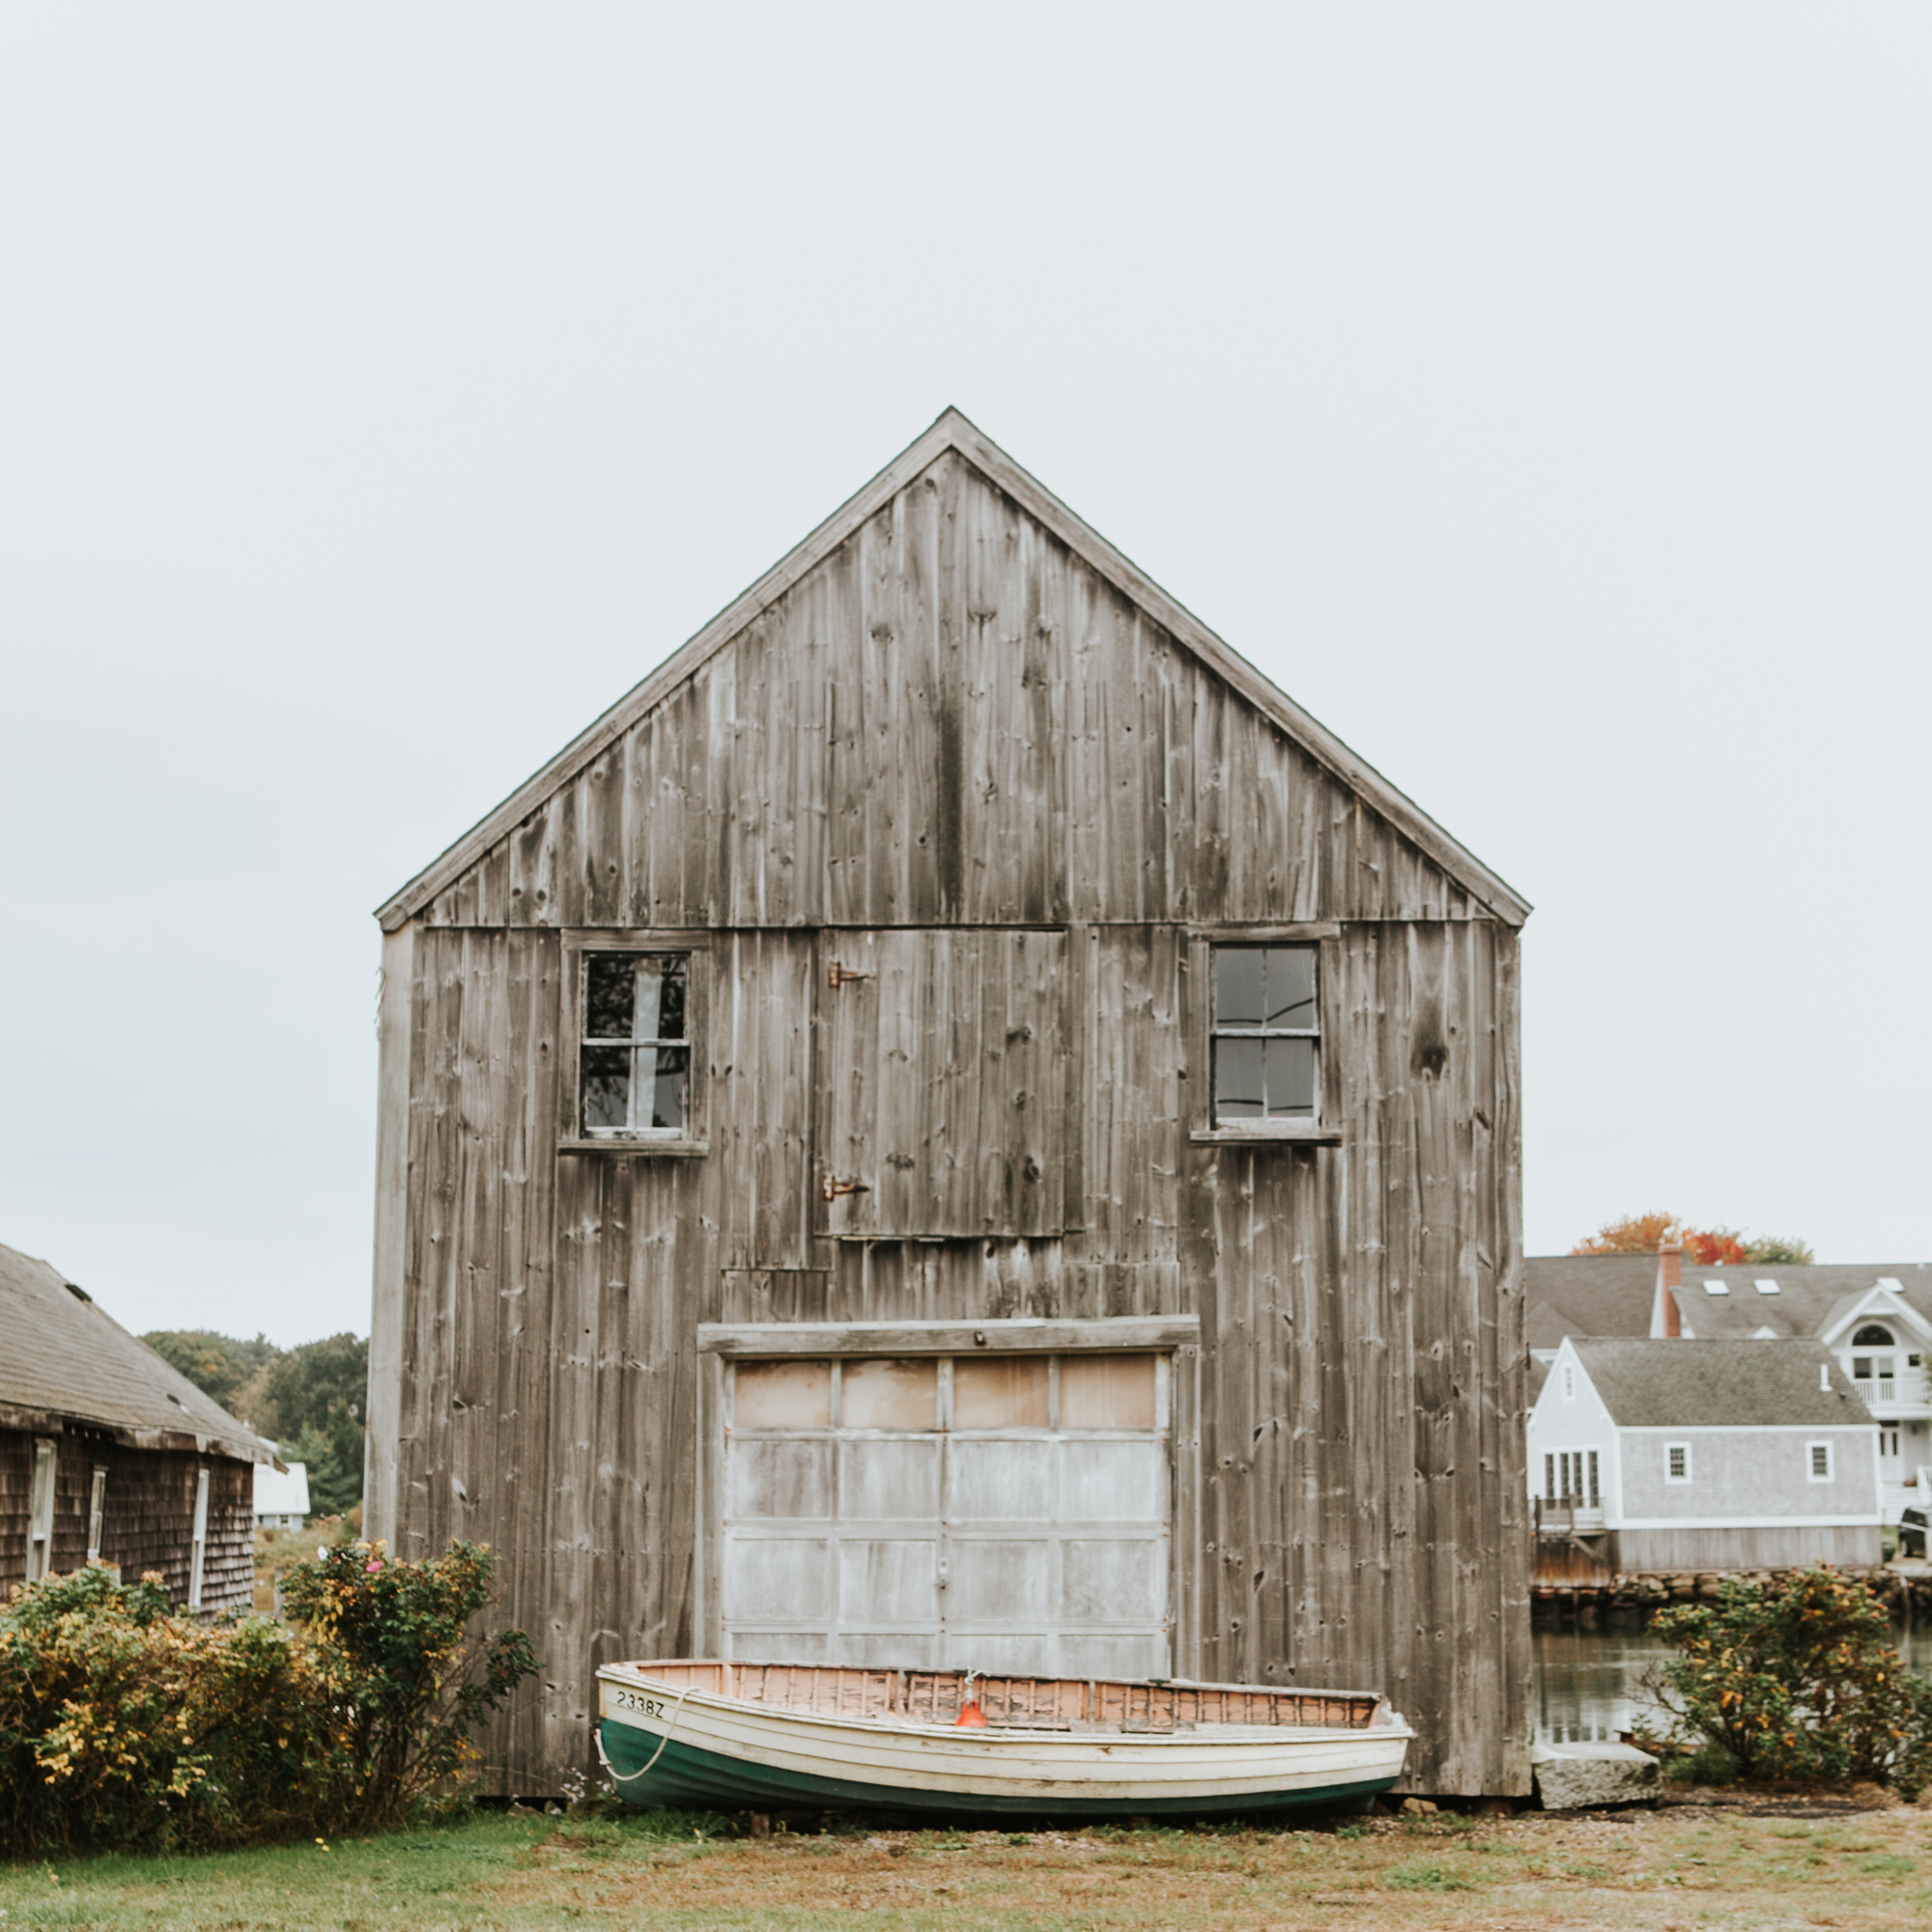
[3,1798,1928,1931]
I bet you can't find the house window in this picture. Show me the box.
[1544,1449,1600,1506]
[26,1439,57,1581]
[1665,1442,1691,1484]
[1807,1441,1834,1483]
[1881,1430,1901,1460]
[1853,1324,1895,1348]
[1211,946,1318,1125]
[87,1467,107,1562]
[1561,1365,1576,1401]
[187,1466,210,1611]
[580,952,690,1137]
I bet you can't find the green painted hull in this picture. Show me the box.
[600,1719,1391,1821]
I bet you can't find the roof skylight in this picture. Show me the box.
[1703,1279,1730,1295]
[1755,1279,1780,1294]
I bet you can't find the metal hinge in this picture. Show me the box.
[827,961,873,989]
[820,1175,872,1202]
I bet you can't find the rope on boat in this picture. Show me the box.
[596,1683,695,1786]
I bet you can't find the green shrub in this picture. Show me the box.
[0,1536,534,1859]
[1652,1568,1932,1796]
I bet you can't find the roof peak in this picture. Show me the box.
[376,410,1530,932]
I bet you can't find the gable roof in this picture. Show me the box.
[0,1242,278,1464]
[1668,1264,1932,1341]
[1524,1254,1659,1350]
[377,408,1531,933]
[1569,1338,1869,1430]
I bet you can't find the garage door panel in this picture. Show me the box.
[724,1538,833,1622]
[947,1536,1052,1620]
[838,1537,941,1626]
[1058,1632,1170,1680]
[836,1631,945,1669]
[729,1439,834,1519]
[1058,1438,1167,1520]
[948,1630,1053,1676]
[1061,1537,1166,1623]
[838,1438,943,1520]
[947,1438,1053,1520]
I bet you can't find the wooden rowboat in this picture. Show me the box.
[595,1661,1412,1820]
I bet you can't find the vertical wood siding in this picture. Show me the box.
[380,448,1526,1795]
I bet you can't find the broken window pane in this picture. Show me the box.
[644,1047,689,1133]
[1213,1037,1264,1120]
[840,1358,937,1430]
[736,1360,832,1430]
[1214,949,1264,1029]
[1263,948,1316,1030]
[582,1047,630,1131]
[586,954,635,1039]
[953,1356,1050,1429]
[1060,1354,1156,1430]
[651,956,687,1040]
[1264,1037,1317,1117]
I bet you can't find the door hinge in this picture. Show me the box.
[821,1175,872,1202]
[827,961,874,989]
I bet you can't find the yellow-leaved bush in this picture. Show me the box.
[0,1538,535,1858]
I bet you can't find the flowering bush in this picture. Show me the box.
[279,1536,536,1833]
[1652,1568,1932,1795]
[0,1536,534,1858]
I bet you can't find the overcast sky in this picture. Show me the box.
[3,7,1927,1346]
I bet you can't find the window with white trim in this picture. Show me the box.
[26,1439,57,1581]
[187,1467,210,1611]
[86,1467,107,1563]
[1210,946,1318,1126]
[1807,1441,1834,1483]
[1665,1441,1691,1484]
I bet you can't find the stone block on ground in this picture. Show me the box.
[1531,1741,1661,1811]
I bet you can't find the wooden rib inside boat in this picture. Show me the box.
[596,1661,1412,1820]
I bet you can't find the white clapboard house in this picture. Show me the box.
[1527,1336,1882,1573]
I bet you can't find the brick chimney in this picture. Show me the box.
[1655,1241,1683,1338]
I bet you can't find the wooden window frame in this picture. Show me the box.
[26,1438,56,1582]
[1664,1441,1692,1485]
[558,931,711,1156]
[1184,928,1342,1146]
[187,1466,210,1611]
[694,1317,1203,1678]
[86,1466,107,1563]
[1806,1440,1835,1484]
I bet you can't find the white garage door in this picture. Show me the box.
[721,1352,1170,1679]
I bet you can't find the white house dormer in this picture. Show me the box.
[1525,1336,1618,1533]
[1819,1282,1932,1520]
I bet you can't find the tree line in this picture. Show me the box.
[142,1329,368,1517]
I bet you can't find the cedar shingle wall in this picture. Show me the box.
[0,1428,254,1616]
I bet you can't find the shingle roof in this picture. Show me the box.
[1570,1338,1870,1430]
[0,1242,277,1463]
[1669,1264,1932,1341]
[1524,1255,1658,1350]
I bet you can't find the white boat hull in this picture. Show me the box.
[595,1662,1412,1819]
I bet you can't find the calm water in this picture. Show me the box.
[1531,1614,1932,1744]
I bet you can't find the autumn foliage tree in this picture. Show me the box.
[1573,1213,1813,1265]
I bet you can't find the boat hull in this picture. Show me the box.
[595,1666,1410,1821]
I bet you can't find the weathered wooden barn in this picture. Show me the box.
[366,410,1532,1796]
[0,1241,275,1611]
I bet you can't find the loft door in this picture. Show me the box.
[719,1351,1170,1678]
[816,930,1065,1238]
